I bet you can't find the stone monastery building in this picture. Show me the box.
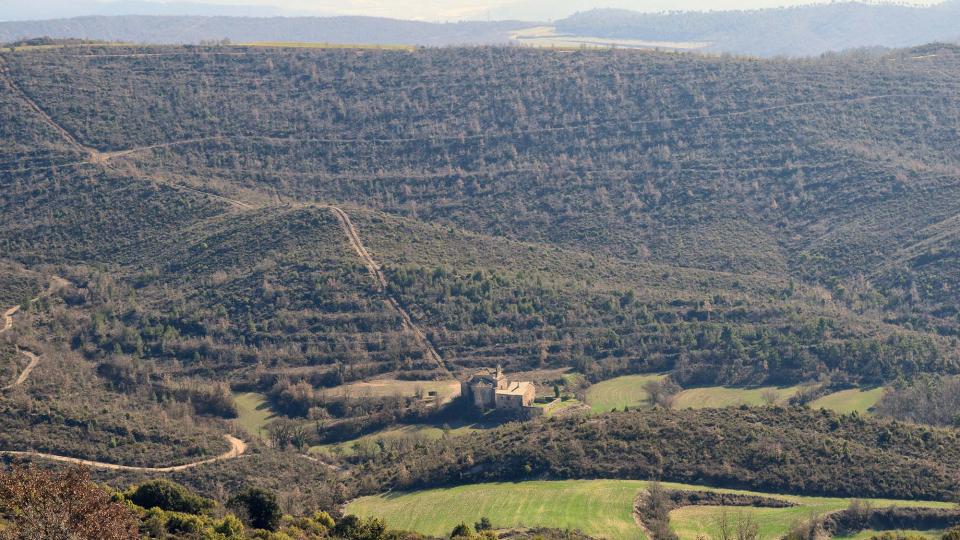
[461,365,536,411]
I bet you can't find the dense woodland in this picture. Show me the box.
[1,42,960,535]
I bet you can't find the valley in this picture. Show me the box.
[1,39,960,539]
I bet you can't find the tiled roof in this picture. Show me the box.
[496,381,534,396]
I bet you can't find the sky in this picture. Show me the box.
[2,0,949,22]
[184,0,946,20]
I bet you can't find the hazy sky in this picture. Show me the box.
[198,0,946,20]
[10,0,948,22]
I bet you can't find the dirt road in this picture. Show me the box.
[327,206,450,375]
[0,435,247,472]
[1,349,38,391]
[1,276,68,336]
[1,304,19,334]
[0,278,249,470]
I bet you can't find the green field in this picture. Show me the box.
[348,480,954,540]
[538,398,588,416]
[310,422,482,458]
[809,387,886,414]
[348,480,647,539]
[585,375,887,415]
[671,500,951,540]
[232,392,276,438]
[584,374,667,412]
[672,384,808,409]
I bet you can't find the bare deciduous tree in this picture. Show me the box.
[0,465,137,540]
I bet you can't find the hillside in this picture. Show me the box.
[3,44,960,388]
[1,42,960,529]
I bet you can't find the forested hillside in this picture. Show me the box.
[2,42,960,530]
[5,44,960,383]
[365,407,960,501]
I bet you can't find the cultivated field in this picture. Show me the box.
[808,387,886,414]
[232,392,276,438]
[584,374,666,412]
[509,26,711,51]
[671,384,808,409]
[347,480,954,540]
[585,375,887,415]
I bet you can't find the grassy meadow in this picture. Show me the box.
[232,392,276,438]
[347,480,954,540]
[809,387,886,414]
[584,374,666,412]
[583,375,887,415]
[671,384,808,409]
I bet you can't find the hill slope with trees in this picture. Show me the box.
[1,43,960,517]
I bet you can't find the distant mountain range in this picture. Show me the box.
[0,16,529,47]
[558,1,960,56]
[0,0,287,21]
[1,2,959,56]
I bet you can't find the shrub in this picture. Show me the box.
[127,479,215,514]
[228,487,283,532]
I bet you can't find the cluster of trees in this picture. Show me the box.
[387,264,955,386]
[0,466,137,539]
[357,407,960,502]
[874,376,960,427]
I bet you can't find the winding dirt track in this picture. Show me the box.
[1,350,38,391]
[1,278,70,390]
[0,280,249,470]
[327,206,450,375]
[0,435,247,472]
[1,304,19,334]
